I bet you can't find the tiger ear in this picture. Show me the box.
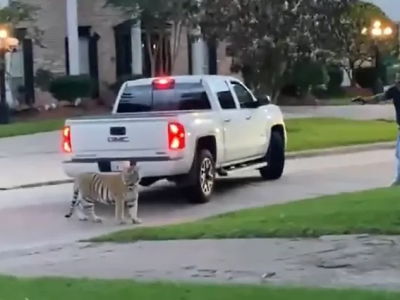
[130,161,137,166]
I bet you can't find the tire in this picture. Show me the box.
[181,149,216,204]
[259,130,285,180]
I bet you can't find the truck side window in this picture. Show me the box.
[230,81,255,109]
[215,81,237,109]
[217,91,237,109]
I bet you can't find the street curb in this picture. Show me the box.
[2,179,73,191]
[0,141,395,191]
[286,141,396,159]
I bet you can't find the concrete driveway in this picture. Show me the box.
[0,149,394,252]
[281,104,396,120]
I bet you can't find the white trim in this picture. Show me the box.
[0,0,13,106]
[131,21,142,75]
[66,0,80,74]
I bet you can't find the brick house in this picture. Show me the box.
[10,0,234,106]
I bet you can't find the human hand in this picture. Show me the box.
[351,97,366,105]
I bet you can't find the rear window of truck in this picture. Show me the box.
[116,82,212,113]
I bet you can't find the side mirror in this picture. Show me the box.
[256,95,271,105]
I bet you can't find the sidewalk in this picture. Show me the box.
[0,235,399,290]
[0,131,68,189]
[0,153,68,189]
[281,104,396,120]
[0,131,58,157]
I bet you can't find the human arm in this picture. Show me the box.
[352,88,393,104]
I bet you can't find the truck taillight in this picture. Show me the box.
[168,122,185,150]
[153,77,175,90]
[62,125,72,153]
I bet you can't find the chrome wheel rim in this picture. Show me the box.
[200,157,214,196]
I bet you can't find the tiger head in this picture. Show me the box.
[121,162,141,187]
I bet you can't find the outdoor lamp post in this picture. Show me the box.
[0,28,19,124]
[362,21,393,93]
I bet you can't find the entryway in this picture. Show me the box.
[65,26,100,98]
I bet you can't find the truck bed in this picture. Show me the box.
[67,111,200,122]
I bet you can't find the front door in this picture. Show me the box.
[114,21,132,78]
[208,78,246,163]
[229,80,267,158]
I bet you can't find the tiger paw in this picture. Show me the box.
[117,219,129,225]
[78,216,89,221]
[132,217,142,224]
[92,217,103,223]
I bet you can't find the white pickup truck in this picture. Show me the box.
[62,75,286,203]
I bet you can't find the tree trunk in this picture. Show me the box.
[271,89,281,104]
[170,22,183,74]
[145,34,155,77]
[159,35,164,75]
[348,59,356,87]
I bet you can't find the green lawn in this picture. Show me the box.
[285,118,396,152]
[0,276,398,300]
[318,97,354,106]
[0,119,64,138]
[90,187,400,243]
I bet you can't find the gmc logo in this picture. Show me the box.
[108,136,129,142]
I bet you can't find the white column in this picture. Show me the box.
[202,42,209,74]
[0,0,13,107]
[66,0,80,75]
[191,28,204,75]
[131,21,142,75]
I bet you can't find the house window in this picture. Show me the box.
[79,36,90,75]
[8,44,25,105]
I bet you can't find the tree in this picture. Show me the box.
[0,1,41,108]
[200,0,356,102]
[106,0,200,76]
[329,1,396,85]
[0,1,42,44]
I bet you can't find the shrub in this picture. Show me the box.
[49,75,94,103]
[108,74,144,94]
[286,61,328,95]
[34,68,55,92]
[326,64,343,92]
[354,67,375,89]
[386,64,400,85]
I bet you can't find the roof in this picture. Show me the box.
[126,75,238,86]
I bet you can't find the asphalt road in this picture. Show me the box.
[0,149,394,252]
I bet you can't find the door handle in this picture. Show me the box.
[224,118,231,123]
[245,116,252,120]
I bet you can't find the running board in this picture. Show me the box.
[217,162,267,176]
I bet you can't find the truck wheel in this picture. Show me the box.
[259,130,285,180]
[182,149,216,204]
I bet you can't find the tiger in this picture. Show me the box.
[64,163,142,225]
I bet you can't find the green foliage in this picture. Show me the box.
[34,68,54,92]
[49,75,94,103]
[354,66,376,88]
[386,64,400,85]
[106,0,200,75]
[330,0,396,82]
[0,1,39,23]
[201,0,357,102]
[108,74,144,94]
[0,1,42,45]
[326,64,344,92]
[287,61,328,95]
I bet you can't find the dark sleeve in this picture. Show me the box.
[384,87,395,100]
